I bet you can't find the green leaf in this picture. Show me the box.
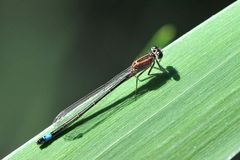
[5,1,240,160]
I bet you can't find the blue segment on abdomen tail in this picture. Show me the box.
[43,133,53,142]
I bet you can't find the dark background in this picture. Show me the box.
[0,0,234,158]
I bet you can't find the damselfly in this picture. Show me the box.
[37,46,165,145]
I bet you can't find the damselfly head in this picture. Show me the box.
[151,46,163,60]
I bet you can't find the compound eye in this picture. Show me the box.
[151,46,159,53]
[151,47,157,53]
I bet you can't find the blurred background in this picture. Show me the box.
[0,0,234,157]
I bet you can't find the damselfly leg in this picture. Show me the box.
[135,58,165,95]
[135,69,147,95]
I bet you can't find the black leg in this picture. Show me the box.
[155,60,166,72]
[148,61,155,75]
[135,69,147,95]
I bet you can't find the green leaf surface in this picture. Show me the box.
[4,1,240,160]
